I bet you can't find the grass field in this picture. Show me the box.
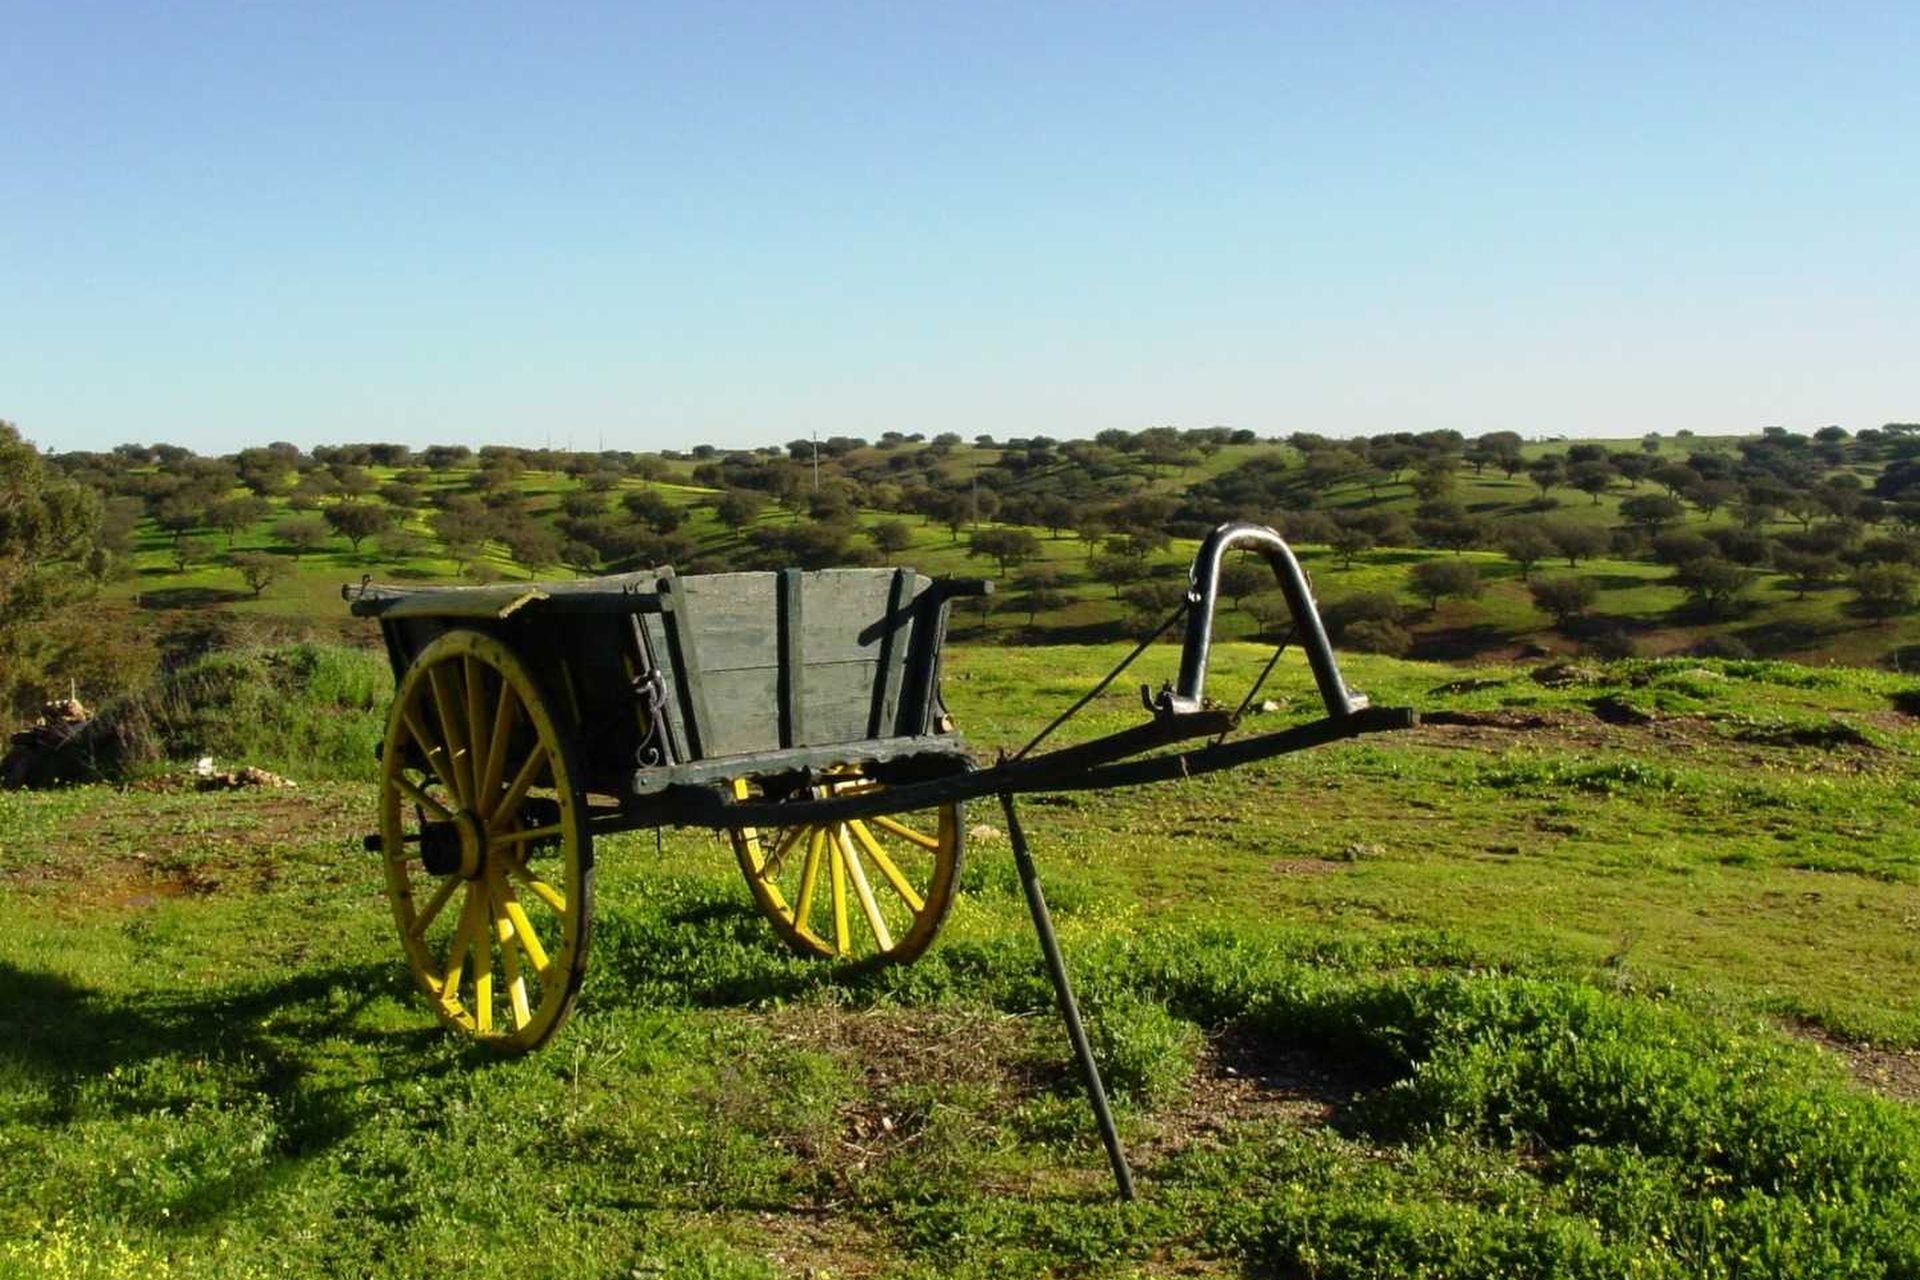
[5,643,1919,1276]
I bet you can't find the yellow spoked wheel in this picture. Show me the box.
[379,629,592,1053]
[729,768,964,966]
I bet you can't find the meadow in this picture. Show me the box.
[4,640,1918,1277]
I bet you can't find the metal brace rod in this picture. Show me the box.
[999,791,1136,1201]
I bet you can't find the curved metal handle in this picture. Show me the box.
[1156,522,1364,720]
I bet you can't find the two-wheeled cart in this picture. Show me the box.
[348,521,1416,1196]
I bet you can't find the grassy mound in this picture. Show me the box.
[35,643,389,784]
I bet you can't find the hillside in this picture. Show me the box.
[10,422,1920,723]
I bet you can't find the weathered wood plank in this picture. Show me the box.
[868,568,915,738]
[778,568,805,749]
[656,574,715,761]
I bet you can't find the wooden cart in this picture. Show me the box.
[350,522,1416,1193]
[350,563,987,1052]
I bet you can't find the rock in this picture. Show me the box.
[2,698,94,790]
[194,765,296,791]
[1256,699,1283,714]
[967,823,1002,842]
[1532,662,1604,687]
[1590,695,1654,725]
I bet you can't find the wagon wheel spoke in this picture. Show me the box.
[408,874,462,940]
[401,705,464,804]
[870,814,942,851]
[426,665,475,810]
[490,880,533,1030]
[792,828,827,939]
[490,823,566,847]
[828,826,852,954]
[378,629,593,1054]
[727,766,966,967]
[837,825,894,953]
[488,745,552,834]
[478,677,520,813]
[390,773,454,824]
[506,857,568,915]
[849,819,924,912]
[492,869,554,976]
[464,656,492,803]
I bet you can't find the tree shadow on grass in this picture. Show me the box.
[135,587,251,609]
[0,959,453,1154]
[1408,624,1511,662]
[1735,619,1845,658]
[1585,571,1662,591]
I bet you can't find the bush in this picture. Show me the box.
[54,644,390,782]
[1343,618,1412,656]
[1584,626,1639,659]
[1852,564,1918,621]
[1694,633,1754,659]
[1702,525,1774,566]
[1320,592,1406,640]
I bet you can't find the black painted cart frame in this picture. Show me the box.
[348,521,1416,1196]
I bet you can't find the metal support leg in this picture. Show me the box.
[998,791,1136,1201]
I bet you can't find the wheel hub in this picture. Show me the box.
[420,809,488,879]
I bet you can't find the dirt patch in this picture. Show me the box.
[766,1006,1376,1184]
[1789,1022,1920,1105]
[1410,707,1896,772]
[729,1207,893,1280]
[1134,1027,1358,1164]
[16,790,364,910]
[767,1004,1045,1170]
[1270,857,1344,877]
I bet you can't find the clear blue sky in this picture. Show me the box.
[5,1,1915,456]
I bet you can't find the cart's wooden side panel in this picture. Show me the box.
[661,569,929,760]
[786,569,917,747]
[664,572,780,759]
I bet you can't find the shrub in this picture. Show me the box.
[1852,563,1918,622]
[1543,520,1607,567]
[1495,523,1555,578]
[1320,592,1406,640]
[1529,576,1596,626]
[1694,633,1754,659]
[1702,525,1774,566]
[1621,493,1685,531]
[1775,550,1843,598]
[1584,626,1639,659]
[40,643,389,782]
[229,550,283,598]
[1343,618,1412,656]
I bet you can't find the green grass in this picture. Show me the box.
[4,643,1920,1275]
